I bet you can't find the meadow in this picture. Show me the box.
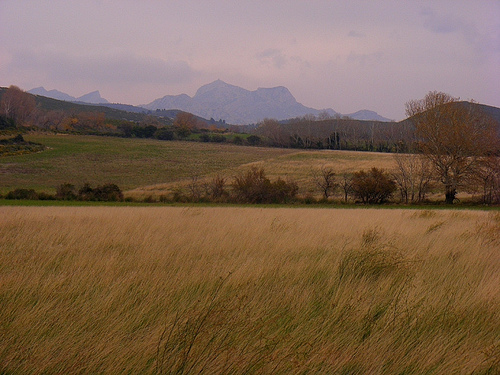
[1,206,498,374]
[0,134,396,199]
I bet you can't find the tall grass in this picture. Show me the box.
[0,207,498,374]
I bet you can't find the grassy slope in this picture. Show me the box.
[0,135,297,194]
[0,206,498,374]
[0,134,396,196]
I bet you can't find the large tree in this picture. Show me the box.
[406,91,499,204]
[0,85,36,126]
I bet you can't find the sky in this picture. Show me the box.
[0,0,499,121]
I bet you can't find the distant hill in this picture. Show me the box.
[345,110,392,122]
[21,91,163,124]
[143,80,392,124]
[28,87,109,104]
[400,101,500,136]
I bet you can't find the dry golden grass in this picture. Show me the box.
[130,149,397,198]
[1,207,499,374]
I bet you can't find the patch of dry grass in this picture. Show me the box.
[129,149,396,198]
[0,207,498,374]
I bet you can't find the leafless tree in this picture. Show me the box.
[339,173,353,203]
[393,153,433,203]
[406,91,499,204]
[0,85,36,125]
[312,166,337,200]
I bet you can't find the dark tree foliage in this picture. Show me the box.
[5,188,39,200]
[210,134,226,143]
[232,167,298,204]
[246,135,261,146]
[155,128,174,140]
[351,167,396,204]
[0,114,15,129]
[56,183,77,200]
[76,183,123,201]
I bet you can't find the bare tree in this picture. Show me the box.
[174,112,198,137]
[393,153,433,203]
[0,85,36,125]
[205,174,227,201]
[187,174,202,202]
[406,91,499,204]
[256,118,287,147]
[472,156,500,204]
[312,166,337,200]
[339,173,353,203]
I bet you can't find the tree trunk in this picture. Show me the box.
[445,185,456,204]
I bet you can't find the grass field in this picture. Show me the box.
[0,134,396,198]
[1,206,498,374]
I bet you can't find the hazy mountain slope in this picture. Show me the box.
[28,87,109,104]
[144,80,338,124]
[75,91,109,104]
[28,87,76,102]
[345,110,392,122]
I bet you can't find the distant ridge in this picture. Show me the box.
[28,87,109,104]
[144,80,392,124]
[29,82,392,124]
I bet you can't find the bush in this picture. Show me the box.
[246,135,261,146]
[76,183,123,201]
[199,133,211,142]
[91,183,124,202]
[37,192,56,200]
[154,128,174,141]
[78,183,94,201]
[56,183,77,200]
[210,134,226,143]
[232,167,298,204]
[6,188,38,200]
[352,168,395,204]
[351,167,396,204]
[0,114,15,130]
[233,135,243,145]
[205,175,227,201]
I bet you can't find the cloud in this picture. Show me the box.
[256,49,288,69]
[348,30,365,38]
[421,10,464,34]
[10,49,196,86]
[346,51,384,67]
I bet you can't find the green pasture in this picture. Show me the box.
[0,134,295,194]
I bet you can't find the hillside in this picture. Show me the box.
[28,87,109,104]
[0,87,169,125]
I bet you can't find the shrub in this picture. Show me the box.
[210,134,226,143]
[270,177,298,203]
[37,192,56,200]
[154,128,174,141]
[199,133,211,142]
[205,174,227,201]
[0,114,16,130]
[77,183,123,201]
[92,183,124,202]
[56,183,77,200]
[246,135,261,146]
[351,167,396,204]
[233,135,243,145]
[232,167,298,204]
[77,183,94,201]
[6,188,38,200]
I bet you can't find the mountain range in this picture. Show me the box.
[28,87,109,104]
[142,80,392,124]
[29,81,392,124]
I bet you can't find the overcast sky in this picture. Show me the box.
[1,0,499,120]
